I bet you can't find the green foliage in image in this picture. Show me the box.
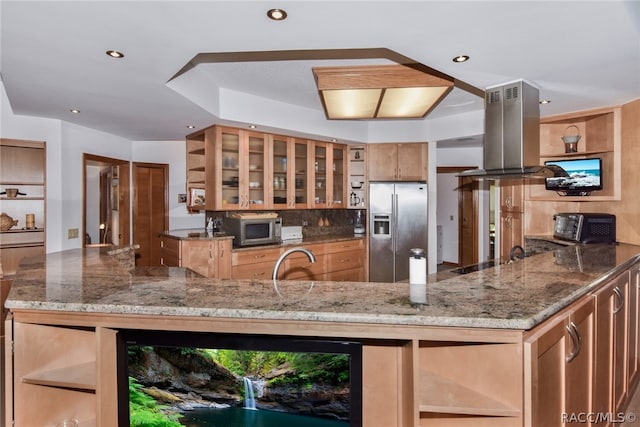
[207,349,349,386]
[129,377,183,427]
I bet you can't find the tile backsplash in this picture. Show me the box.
[206,209,366,237]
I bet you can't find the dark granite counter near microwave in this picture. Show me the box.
[6,242,640,331]
[160,228,365,250]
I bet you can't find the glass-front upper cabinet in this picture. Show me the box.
[313,142,328,208]
[292,139,309,208]
[331,144,346,208]
[215,127,267,210]
[272,135,289,209]
[218,127,241,210]
[245,131,267,210]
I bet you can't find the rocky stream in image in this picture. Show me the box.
[127,346,351,426]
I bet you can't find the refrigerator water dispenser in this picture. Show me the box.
[372,214,391,237]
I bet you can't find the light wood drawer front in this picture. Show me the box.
[233,247,282,266]
[327,249,364,272]
[232,262,274,280]
[0,231,44,246]
[327,239,364,253]
[282,254,327,280]
[324,267,365,282]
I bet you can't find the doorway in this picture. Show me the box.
[83,154,130,247]
[436,167,479,268]
[132,162,168,267]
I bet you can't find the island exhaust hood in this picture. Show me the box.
[458,80,555,179]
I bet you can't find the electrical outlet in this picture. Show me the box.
[68,228,79,239]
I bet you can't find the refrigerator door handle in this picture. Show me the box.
[393,194,398,248]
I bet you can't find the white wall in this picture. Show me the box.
[2,81,200,252]
[1,81,64,251]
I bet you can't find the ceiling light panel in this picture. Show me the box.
[321,89,382,119]
[313,64,454,120]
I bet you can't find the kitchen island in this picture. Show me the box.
[4,243,640,426]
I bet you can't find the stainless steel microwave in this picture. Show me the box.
[222,215,282,247]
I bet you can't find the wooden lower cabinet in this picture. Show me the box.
[630,262,640,387]
[161,237,232,279]
[593,270,630,424]
[524,296,594,427]
[500,211,523,261]
[233,238,366,281]
[8,321,118,426]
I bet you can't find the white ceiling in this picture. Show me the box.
[1,1,639,145]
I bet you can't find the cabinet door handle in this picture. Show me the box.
[565,321,580,363]
[614,287,625,314]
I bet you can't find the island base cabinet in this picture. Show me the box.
[362,343,414,427]
[524,296,594,427]
[593,271,630,425]
[6,320,118,427]
[417,341,523,427]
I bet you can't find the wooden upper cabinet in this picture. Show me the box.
[500,178,524,213]
[368,143,428,181]
[186,126,348,211]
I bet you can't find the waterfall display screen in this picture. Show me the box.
[116,330,363,427]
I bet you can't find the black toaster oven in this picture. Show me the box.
[553,213,616,244]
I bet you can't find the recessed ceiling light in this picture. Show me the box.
[70,109,80,114]
[106,50,124,58]
[540,100,551,104]
[330,139,337,142]
[249,124,257,129]
[186,125,195,129]
[267,8,287,21]
[452,55,470,63]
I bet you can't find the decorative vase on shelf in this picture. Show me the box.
[562,125,581,153]
[0,212,18,231]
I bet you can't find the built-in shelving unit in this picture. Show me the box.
[416,340,522,425]
[347,145,366,209]
[12,322,98,425]
[0,139,46,276]
[185,132,206,211]
[528,106,621,201]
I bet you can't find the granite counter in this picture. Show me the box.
[5,242,640,331]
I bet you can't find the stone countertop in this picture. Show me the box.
[5,243,640,330]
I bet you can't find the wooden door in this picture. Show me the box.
[459,176,478,266]
[133,162,168,267]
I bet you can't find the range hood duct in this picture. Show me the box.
[458,80,557,179]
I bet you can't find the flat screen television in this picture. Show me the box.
[544,157,602,196]
[116,330,363,427]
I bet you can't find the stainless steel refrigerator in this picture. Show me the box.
[369,182,428,282]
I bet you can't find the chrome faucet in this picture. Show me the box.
[272,247,316,297]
